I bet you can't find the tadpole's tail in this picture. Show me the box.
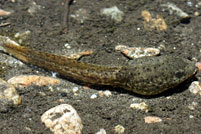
[0,36,123,86]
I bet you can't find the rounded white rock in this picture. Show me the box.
[0,78,21,112]
[41,104,83,134]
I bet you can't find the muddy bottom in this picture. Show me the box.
[0,0,201,134]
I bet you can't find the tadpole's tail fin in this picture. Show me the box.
[0,36,31,63]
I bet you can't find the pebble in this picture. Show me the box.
[27,1,41,15]
[115,45,160,59]
[64,43,71,49]
[130,102,148,112]
[0,9,11,16]
[189,115,194,118]
[194,11,200,16]
[188,81,201,95]
[98,90,112,97]
[161,2,190,20]
[0,78,21,112]
[7,75,60,88]
[96,128,107,134]
[41,104,83,134]
[144,116,162,124]
[141,10,167,31]
[72,87,79,93]
[90,94,98,99]
[14,30,31,44]
[188,101,198,110]
[114,125,125,134]
[70,8,89,24]
[196,62,201,71]
[66,50,93,60]
[101,6,124,22]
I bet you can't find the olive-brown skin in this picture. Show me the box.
[0,43,197,95]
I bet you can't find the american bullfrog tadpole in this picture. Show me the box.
[0,36,197,95]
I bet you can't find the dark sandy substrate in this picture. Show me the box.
[0,0,201,134]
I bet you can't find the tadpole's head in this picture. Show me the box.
[172,57,197,82]
[125,56,197,96]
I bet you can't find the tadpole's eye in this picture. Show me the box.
[175,71,183,79]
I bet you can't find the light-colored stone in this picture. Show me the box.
[144,116,162,123]
[98,90,112,97]
[96,128,107,134]
[188,81,201,95]
[0,78,21,112]
[141,10,167,31]
[0,9,11,16]
[101,6,124,22]
[90,94,98,99]
[41,104,83,134]
[130,102,148,112]
[161,2,190,19]
[116,45,160,59]
[114,125,125,134]
[70,8,89,24]
[8,75,60,88]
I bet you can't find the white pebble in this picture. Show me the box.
[188,81,201,95]
[96,128,107,134]
[90,94,98,99]
[51,72,58,77]
[187,1,193,7]
[115,45,160,59]
[101,6,124,22]
[130,102,148,112]
[114,125,125,134]
[72,87,79,93]
[189,115,194,118]
[98,90,112,97]
[188,101,198,110]
[0,78,21,112]
[64,43,71,49]
[161,2,190,19]
[41,104,83,134]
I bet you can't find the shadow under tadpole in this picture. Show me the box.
[59,73,197,99]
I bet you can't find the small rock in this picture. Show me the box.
[188,101,198,110]
[144,116,162,124]
[101,6,124,22]
[8,75,60,88]
[41,104,83,134]
[0,9,11,16]
[194,11,200,16]
[14,30,31,44]
[90,94,98,99]
[130,102,148,112]
[27,1,41,15]
[188,81,201,95]
[70,8,89,24]
[72,87,79,93]
[98,90,112,97]
[67,50,93,60]
[64,43,71,49]
[115,45,160,59]
[96,128,107,134]
[196,62,201,71]
[189,115,194,118]
[141,10,167,31]
[0,78,21,112]
[114,125,125,134]
[161,2,191,21]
